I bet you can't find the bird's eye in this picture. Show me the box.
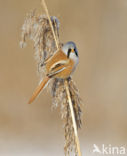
[67,48,71,58]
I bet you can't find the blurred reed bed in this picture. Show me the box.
[20,9,82,156]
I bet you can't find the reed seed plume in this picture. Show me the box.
[20,4,82,155]
[20,10,60,77]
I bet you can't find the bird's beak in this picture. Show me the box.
[71,49,74,53]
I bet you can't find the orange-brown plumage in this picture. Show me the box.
[46,50,74,79]
[28,41,79,104]
[28,76,49,104]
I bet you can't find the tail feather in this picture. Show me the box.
[28,76,49,104]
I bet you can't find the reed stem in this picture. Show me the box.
[41,0,59,50]
[41,0,82,155]
[64,80,82,156]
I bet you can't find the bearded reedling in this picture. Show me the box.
[28,41,79,104]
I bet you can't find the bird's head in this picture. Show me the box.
[62,41,78,57]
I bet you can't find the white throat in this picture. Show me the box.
[70,53,79,73]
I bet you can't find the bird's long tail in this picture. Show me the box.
[28,76,49,104]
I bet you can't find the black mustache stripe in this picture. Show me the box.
[74,48,78,57]
[67,48,71,58]
[67,48,78,58]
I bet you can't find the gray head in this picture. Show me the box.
[62,41,78,58]
[62,41,79,68]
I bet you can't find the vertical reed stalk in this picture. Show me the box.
[41,0,82,155]
[41,0,59,50]
[64,80,82,156]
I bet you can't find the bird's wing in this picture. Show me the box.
[47,67,66,78]
[47,60,69,78]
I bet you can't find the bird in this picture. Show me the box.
[28,41,79,104]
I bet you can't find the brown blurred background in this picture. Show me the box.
[0,0,127,155]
